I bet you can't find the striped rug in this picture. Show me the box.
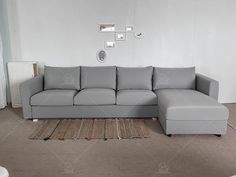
[29,119,150,140]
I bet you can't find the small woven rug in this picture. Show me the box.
[29,119,150,140]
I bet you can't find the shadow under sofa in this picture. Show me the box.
[20,66,229,136]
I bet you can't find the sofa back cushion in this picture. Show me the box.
[44,66,80,90]
[117,66,153,90]
[153,67,195,90]
[81,66,116,89]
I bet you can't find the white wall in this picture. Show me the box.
[4,0,236,103]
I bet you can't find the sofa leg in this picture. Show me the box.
[33,119,38,122]
[215,134,222,137]
[167,134,172,137]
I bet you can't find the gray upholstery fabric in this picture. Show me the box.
[20,65,227,136]
[44,66,80,90]
[74,88,115,105]
[81,66,116,89]
[117,66,153,90]
[117,90,157,105]
[163,119,228,135]
[156,89,229,121]
[31,105,158,118]
[196,74,219,100]
[20,75,44,119]
[153,67,195,90]
[31,90,77,106]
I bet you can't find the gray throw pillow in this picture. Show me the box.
[81,66,116,89]
[44,66,80,90]
[117,66,153,90]
[153,67,195,90]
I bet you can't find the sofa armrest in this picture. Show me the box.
[19,75,44,119]
[196,74,219,100]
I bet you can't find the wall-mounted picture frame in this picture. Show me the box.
[105,41,115,48]
[115,32,126,41]
[99,24,115,32]
[134,32,143,39]
[97,50,107,63]
[126,26,133,32]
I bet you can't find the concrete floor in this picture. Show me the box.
[0,105,236,177]
[225,103,236,129]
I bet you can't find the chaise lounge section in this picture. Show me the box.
[153,68,229,136]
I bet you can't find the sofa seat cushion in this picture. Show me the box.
[155,89,229,121]
[116,90,157,105]
[31,90,77,106]
[74,88,115,105]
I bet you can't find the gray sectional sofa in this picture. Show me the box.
[20,66,229,136]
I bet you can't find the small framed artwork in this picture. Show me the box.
[99,24,115,32]
[134,32,143,39]
[115,32,126,41]
[97,50,107,63]
[126,26,133,32]
[105,41,115,48]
